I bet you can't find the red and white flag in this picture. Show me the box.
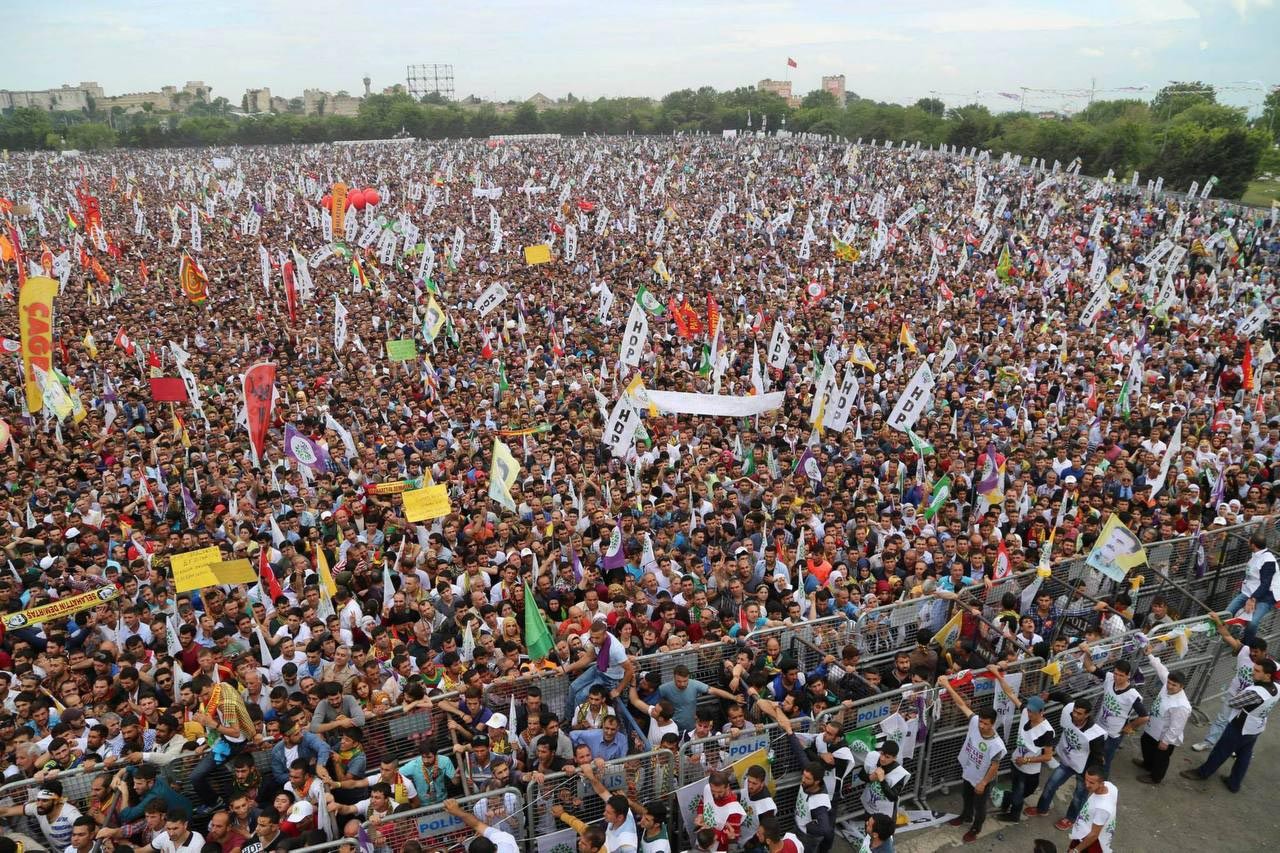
[115,327,135,355]
[787,57,798,68]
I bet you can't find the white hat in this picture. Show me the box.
[486,713,507,730]
[1063,475,1078,484]
[39,556,56,570]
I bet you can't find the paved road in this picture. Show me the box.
[834,712,1280,852]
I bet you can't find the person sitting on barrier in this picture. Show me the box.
[457,733,499,793]
[1139,595,1175,633]
[563,620,635,722]
[793,762,835,853]
[1225,530,1279,644]
[721,703,757,739]
[548,803,607,853]
[571,685,618,732]
[1025,692,1106,832]
[1077,645,1148,776]
[938,670,1007,844]
[1191,615,1269,753]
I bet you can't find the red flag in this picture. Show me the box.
[994,539,1011,579]
[7,224,24,288]
[1243,343,1254,392]
[115,327,135,355]
[707,294,720,340]
[242,362,277,464]
[576,199,596,213]
[283,259,299,324]
[259,546,284,603]
[481,329,494,360]
[139,259,149,283]
[149,377,188,402]
[91,258,109,285]
[549,219,565,236]
[787,57,798,68]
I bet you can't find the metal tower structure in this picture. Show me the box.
[406,64,454,101]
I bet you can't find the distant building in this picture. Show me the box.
[302,88,361,117]
[821,74,846,106]
[243,87,272,114]
[526,92,556,109]
[757,79,792,100]
[0,82,103,112]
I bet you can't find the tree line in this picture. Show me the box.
[2,81,1277,200]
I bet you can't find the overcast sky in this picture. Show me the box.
[4,0,1276,114]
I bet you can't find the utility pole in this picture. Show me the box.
[1088,77,1096,107]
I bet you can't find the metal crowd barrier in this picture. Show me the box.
[285,787,527,853]
[525,749,677,838]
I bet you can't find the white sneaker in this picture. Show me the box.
[1191,741,1211,752]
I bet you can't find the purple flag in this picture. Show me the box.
[181,484,199,529]
[284,423,330,472]
[602,517,627,570]
[794,447,823,482]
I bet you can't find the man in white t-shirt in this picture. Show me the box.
[0,782,83,851]
[442,797,521,853]
[940,671,1006,844]
[1068,767,1117,853]
[140,809,205,853]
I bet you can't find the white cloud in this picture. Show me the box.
[1200,39,1210,49]
[1227,0,1275,18]
[1079,47,1105,57]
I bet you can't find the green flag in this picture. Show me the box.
[907,428,934,456]
[742,445,757,476]
[498,360,510,394]
[922,473,952,521]
[637,283,666,316]
[698,345,712,376]
[996,246,1012,281]
[523,581,553,660]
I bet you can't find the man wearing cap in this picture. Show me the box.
[0,779,83,851]
[992,670,1055,823]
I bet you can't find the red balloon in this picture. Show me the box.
[321,194,332,210]
[349,189,366,210]
[364,189,381,207]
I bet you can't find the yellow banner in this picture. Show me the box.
[4,585,120,630]
[524,244,551,265]
[315,546,337,597]
[366,480,414,495]
[403,484,452,522]
[19,276,58,412]
[331,183,348,236]
[172,546,255,592]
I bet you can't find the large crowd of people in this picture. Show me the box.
[0,133,1277,853]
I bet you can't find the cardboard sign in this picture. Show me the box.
[402,484,452,522]
[386,339,417,361]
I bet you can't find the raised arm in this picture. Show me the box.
[443,798,490,836]
[938,674,974,719]
[993,666,1022,710]
[1210,612,1244,652]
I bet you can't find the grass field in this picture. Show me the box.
[1243,177,1280,207]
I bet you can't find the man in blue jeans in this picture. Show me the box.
[1181,657,1279,792]
[1025,696,1105,832]
[189,675,253,809]
[563,619,634,717]
[1225,531,1278,643]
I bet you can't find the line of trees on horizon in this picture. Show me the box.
[1,80,1277,200]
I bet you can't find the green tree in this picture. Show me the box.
[1151,82,1216,118]
[66,122,117,150]
[914,97,944,118]
[801,90,838,110]
[1256,87,1280,143]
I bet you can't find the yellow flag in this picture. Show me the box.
[652,255,672,283]
[315,542,338,597]
[1040,659,1063,685]
[899,323,918,354]
[523,244,552,265]
[83,330,98,360]
[851,342,875,371]
[932,609,964,650]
